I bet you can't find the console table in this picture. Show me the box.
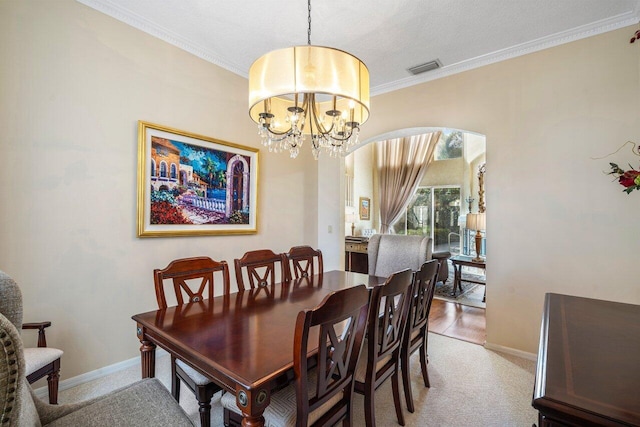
[532,293,640,426]
[345,239,368,274]
[451,255,486,300]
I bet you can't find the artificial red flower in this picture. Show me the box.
[619,170,640,187]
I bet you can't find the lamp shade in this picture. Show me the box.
[345,212,356,223]
[466,213,486,231]
[248,45,370,134]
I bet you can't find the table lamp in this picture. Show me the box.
[345,212,356,236]
[466,213,486,262]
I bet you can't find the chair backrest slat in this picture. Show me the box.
[234,249,289,290]
[286,246,324,280]
[367,268,414,366]
[409,259,440,333]
[153,257,230,309]
[294,285,369,426]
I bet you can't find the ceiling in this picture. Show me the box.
[78,0,640,95]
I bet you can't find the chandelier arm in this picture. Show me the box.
[264,125,293,137]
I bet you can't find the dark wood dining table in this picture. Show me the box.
[132,270,386,427]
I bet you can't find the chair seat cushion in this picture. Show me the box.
[45,378,193,426]
[175,359,212,386]
[220,369,342,426]
[355,342,392,383]
[23,347,63,375]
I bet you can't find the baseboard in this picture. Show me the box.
[33,348,168,400]
[484,342,537,361]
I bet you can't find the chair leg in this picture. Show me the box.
[391,368,405,426]
[198,398,211,427]
[170,356,180,401]
[195,384,220,427]
[400,347,415,413]
[47,360,61,404]
[363,382,376,427]
[419,334,430,388]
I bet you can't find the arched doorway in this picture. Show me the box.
[345,127,487,310]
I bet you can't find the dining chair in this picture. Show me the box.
[220,284,371,426]
[234,249,290,290]
[286,245,324,280]
[354,268,414,427]
[400,259,440,413]
[0,312,194,427]
[0,270,63,405]
[153,256,230,427]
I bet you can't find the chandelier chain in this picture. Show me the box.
[307,0,312,45]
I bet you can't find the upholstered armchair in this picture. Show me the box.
[0,270,63,404]
[0,312,194,426]
[367,234,451,282]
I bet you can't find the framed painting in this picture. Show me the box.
[359,197,370,220]
[137,121,259,237]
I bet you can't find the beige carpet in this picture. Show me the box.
[53,333,538,426]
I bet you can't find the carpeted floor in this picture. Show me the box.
[53,333,538,426]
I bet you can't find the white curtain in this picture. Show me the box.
[376,132,441,234]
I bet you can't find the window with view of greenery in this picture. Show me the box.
[393,186,460,252]
[434,129,463,160]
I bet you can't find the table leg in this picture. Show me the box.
[236,386,270,427]
[452,264,461,297]
[136,324,156,378]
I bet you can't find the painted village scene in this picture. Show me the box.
[150,136,252,225]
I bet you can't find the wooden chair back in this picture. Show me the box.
[153,256,231,309]
[408,259,440,336]
[286,246,323,280]
[294,284,370,426]
[368,268,414,361]
[234,249,289,290]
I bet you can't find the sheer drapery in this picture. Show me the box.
[376,132,441,234]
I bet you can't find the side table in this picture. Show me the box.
[451,255,486,301]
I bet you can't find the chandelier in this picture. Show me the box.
[249,0,370,159]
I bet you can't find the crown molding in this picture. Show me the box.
[77,0,639,95]
[371,11,640,96]
[76,0,248,77]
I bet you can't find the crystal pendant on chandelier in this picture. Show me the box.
[248,0,370,159]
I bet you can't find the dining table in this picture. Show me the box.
[131,270,386,427]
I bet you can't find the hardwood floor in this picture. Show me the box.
[429,298,486,345]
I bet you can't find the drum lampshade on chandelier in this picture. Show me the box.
[249,0,370,159]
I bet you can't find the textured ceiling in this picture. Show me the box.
[78,0,640,95]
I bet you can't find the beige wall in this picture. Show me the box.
[0,0,318,379]
[2,0,639,382]
[351,26,640,353]
[349,143,375,236]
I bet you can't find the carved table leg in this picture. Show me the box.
[136,324,156,378]
[236,386,270,427]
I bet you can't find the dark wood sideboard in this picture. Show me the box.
[345,238,368,274]
[532,293,640,426]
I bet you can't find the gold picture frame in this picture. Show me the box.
[359,197,370,220]
[137,121,259,237]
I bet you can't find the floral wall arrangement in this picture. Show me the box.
[604,141,640,194]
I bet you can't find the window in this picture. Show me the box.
[434,129,463,160]
[393,186,460,252]
[170,163,177,179]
